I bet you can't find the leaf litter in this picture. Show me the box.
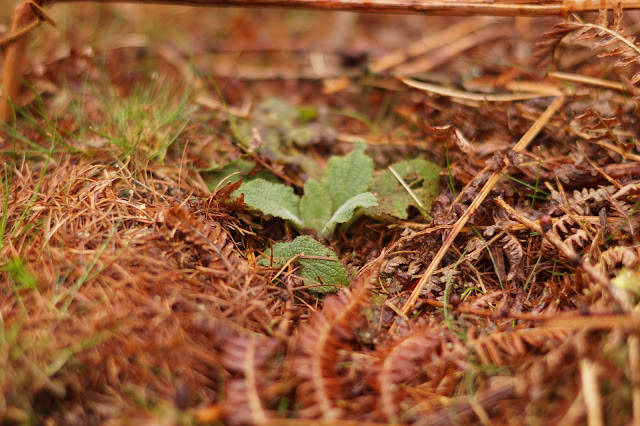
[2,3,640,424]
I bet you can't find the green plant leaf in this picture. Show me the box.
[300,179,332,231]
[366,158,441,219]
[231,143,378,238]
[204,158,254,189]
[322,142,374,209]
[321,192,378,237]
[258,236,350,293]
[233,178,304,229]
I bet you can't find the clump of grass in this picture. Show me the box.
[8,77,192,170]
[85,81,192,167]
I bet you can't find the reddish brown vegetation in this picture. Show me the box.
[2,4,640,425]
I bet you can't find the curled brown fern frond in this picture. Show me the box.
[468,290,506,310]
[571,109,621,139]
[295,252,385,420]
[206,179,247,212]
[542,225,593,255]
[553,215,577,235]
[502,233,524,283]
[535,14,585,67]
[598,246,639,272]
[537,7,640,85]
[564,229,593,252]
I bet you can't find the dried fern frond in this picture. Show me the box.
[571,109,621,138]
[537,7,640,85]
[222,334,282,425]
[548,184,617,216]
[563,229,593,252]
[472,327,571,366]
[598,246,639,272]
[502,233,525,283]
[375,326,465,422]
[159,205,249,276]
[295,253,385,420]
[613,182,640,199]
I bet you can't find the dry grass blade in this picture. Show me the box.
[581,358,604,426]
[402,77,561,102]
[548,71,628,91]
[393,24,514,76]
[629,336,640,424]
[543,315,640,330]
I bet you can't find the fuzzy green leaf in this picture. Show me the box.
[366,158,441,219]
[321,192,378,237]
[300,179,332,231]
[233,178,304,229]
[322,142,374,209]
[230,144,378,238]
[259,236,350,293]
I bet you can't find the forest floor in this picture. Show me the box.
[2,2,640,424]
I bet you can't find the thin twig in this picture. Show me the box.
[548,71,628,92]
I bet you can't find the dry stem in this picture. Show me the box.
[48,0,640,16]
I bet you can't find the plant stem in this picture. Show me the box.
[54,0,640,16]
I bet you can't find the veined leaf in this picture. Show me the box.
[233,178,304,229]
[259,236,350,293]
[232,143,378,238]
[322,142,374,209]
[300,179,332,231]
[366,158,440,219]
[321,192,378,237]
